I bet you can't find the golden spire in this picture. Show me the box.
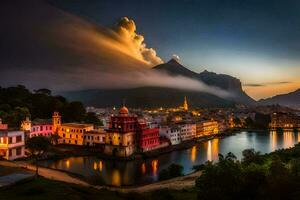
[184,96,188,111]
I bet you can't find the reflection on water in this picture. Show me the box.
[99,161,103,172]
[206,138,219,161]
[112,169,121,186]
[191,146,197,162]
[270,131,277,151]
[141,163,146,174]
[283,131,295,149]
[151,160,158,176]
[65,159,70,169]
[40,130,299,186]
[207,140,212,161]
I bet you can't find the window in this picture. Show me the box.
[16,136,22,143]
[40,126,43,131]
[9,149,12,156]
[16,147,22,155]
[8,137,12,144]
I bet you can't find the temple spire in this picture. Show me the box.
[184,96,188,111]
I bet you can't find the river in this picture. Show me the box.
[39,130,300,186]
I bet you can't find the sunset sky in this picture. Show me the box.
[1,0,300,100]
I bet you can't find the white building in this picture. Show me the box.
[0,130,25,160]
[179,124,196,141]
[159,126,181,145]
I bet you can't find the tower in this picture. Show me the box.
[183,96,188,111]
[21,116,31,131]
[52,112,61,134]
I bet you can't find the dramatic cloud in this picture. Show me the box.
[114,17,163,66]
[0,0,230,99]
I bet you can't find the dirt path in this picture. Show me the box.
[0,161,201,192]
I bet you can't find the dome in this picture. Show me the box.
[119,106,129,115]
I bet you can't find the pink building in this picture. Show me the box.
[29,119,53,138]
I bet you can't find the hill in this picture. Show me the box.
[63,59,255,108]
[258,89,300,108]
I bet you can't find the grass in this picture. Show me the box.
[0,177,197,200]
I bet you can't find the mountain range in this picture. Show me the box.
[63,59,256,108]
[258,89,300,108]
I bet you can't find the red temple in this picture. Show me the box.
[137,119,160,152]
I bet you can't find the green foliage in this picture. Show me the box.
[84,112,102,126]
[0,85,98,127]
[195,145,300,200]
[26,136,50,157]
[158,163,184,181]
[242,149,264,166]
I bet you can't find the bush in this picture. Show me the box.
[158,163,184,181]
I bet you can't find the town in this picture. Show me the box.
[1,96,300,161]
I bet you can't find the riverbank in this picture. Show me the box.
[39,130,241,161]
[0,175,197,200]
[0,160,201,193]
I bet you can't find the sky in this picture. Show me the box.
[1,0,300,100]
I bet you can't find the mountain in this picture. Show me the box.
[153,59,255,104]
[63,59,255,108]
[258,89,300,108]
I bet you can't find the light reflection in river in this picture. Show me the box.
[270,131,277,151]
[112,169,121,186]
[39,131,300,186]
[151,160,158,176]
[141,163,146,174]
[283,131,295,148]
[191,146,197,162]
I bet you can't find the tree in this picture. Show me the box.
[242,149,263,166]
[84,112,102,126]
[34,88,52,96]
[158,163,184,181]
[26,136,50,176]
[168,163,184,177]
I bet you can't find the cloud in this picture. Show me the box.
[172,54,181,62]
[114,17,163,66]
[0,0,230,99]
[244,81,292,87]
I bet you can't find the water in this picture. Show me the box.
[39,130,300,186]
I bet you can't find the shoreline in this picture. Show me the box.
[0,160,202,192]
[40,129,256,162]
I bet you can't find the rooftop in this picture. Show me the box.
[61,123,94,128]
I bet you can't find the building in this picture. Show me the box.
[159,125,181,145]
[104,106,138,157]
[269,112,300,130]
[84,128,106,146]
[196,120,219,137]
[138,119,160,152]
[179,123,196,141]
[52,112,107,146]
[29,119,53,138]
[20,117,31,131]
[183,96,188,111]
[57,123,94,145]
[0,121,25,160]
